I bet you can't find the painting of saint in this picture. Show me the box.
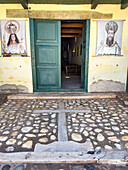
[1,20,27,57]
[96,20,123,56]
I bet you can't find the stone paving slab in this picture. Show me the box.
[0,149,128,165]
[34,141,93,152]
[7,92,117,100]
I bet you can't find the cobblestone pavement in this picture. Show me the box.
[0,163,128,170]
[0,99,59,152]
[0,93,128,153]
[66,98,128,150]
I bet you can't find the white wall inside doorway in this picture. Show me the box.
[71,37,82,65]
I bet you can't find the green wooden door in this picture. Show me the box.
[81,20,90,92]
[81,22,86,88]
[34,20,61,90]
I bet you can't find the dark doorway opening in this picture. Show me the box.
[61,20,85,89]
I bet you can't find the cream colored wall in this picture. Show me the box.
[0,4,33,93]
[0,4,128,92]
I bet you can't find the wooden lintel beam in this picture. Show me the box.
[61,34,82,38]
[61,29,82,34]
[6,9,113,19]
[91,0,100,9]
[121,0,128,9]
[19,0,28,9]
[61,23,83,28]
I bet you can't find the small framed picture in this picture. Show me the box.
[1,19,27,57]
[96,20,123,56]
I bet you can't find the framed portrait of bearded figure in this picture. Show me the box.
[0,20,27,57]
[96,20,123,56]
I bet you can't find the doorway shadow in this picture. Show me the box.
[61,71,82,89]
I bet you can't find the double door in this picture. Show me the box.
[30,19,89,92]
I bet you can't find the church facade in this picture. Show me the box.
[0,1,128,93]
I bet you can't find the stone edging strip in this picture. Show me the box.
[7,93,117,100]
[0,150,127,164]
[33,109,91,113]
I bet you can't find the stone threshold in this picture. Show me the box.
[0,149,127,164]
[34,141,94,152]
[7,92,117,100]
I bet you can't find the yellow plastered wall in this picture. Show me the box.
[88,5,128,92]
[0,57,32,92]
[0,4,128,92]
[0,4,33,93]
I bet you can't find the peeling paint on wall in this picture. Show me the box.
[90,80,125,92]
[0,84,29,93]
[0,58,33,93]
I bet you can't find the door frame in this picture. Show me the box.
[29,18,90,92]
[126,69,128,92]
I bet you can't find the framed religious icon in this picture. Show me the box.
[0,19,27,57]
[96,20,123,56]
